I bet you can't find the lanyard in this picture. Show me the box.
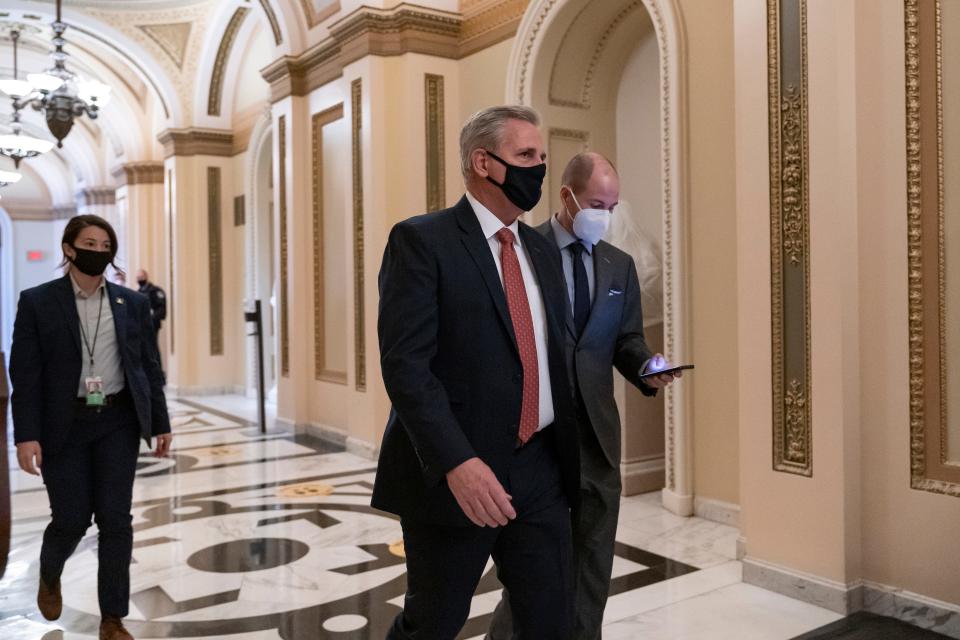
[78,287,105,369]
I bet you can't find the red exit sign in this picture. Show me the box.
[26,251,44,262]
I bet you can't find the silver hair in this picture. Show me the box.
[459,105,541,180]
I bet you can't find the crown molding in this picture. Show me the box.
[76,187,117,207]
[261,1,527,102]
[157,127,235,158]
[112,162,165,186]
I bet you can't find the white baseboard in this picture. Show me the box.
[742,556,862,615]
[862,581,960,638]
[346,435,379,460]
[294,422,379,460]
[660,487,694,516]
[743,557,960,636]
[694,496,741,528]
[736,536,747,561]
[621,457,665,495]
[297,421,347,447]
[273,417,296,432]
[169,384,238,397]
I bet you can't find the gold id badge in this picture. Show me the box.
[85,376,105,407]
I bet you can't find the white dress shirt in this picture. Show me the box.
[72,275,124,397]
[550,215,596,308]
[466,191,554,431]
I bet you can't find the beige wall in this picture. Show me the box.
[856,0,960,606]
[681,0,740,507]
[736,0,960,606]
[458,39,514,133]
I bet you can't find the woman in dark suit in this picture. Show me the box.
[10,214,171,640]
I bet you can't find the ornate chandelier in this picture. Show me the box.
[1,0,111,149]
[0,169,22,187]
[0,29,55,167]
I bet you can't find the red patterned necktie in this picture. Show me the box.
[495,228,539,444]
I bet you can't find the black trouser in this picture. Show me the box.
[389,429,574,640]
[570,426,621,640]
[487,424,620,640]
[39,393,141,618]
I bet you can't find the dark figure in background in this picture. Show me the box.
[372,105,580,640]
[488,152,681,640]
[10,215,172,640]
[136,269,166,382]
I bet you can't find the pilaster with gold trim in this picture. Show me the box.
[351,78,366,393]
[768,0,812,476]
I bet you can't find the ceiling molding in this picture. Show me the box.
[2,202,77,221]
[258,0,283,45]
[112,161,164,186]
[137,22,193,69]
[76,187,117,207]
[157,127,234,158]
[460,0,529,57]
[299,0,341,29]
[263,3,527,102]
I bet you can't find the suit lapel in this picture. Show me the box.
[54,274,83,357]
[106,282,128,349]
[582,242,615,342]
[537,220,578,341]
[455,198,519,353]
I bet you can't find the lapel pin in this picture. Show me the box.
[116,297,124,304]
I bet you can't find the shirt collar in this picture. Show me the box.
[466,191,522,247]
[70,273,106,299]
[550,214,592,255]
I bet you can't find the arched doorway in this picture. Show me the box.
[507,0,693,515]
[245,119,279,402]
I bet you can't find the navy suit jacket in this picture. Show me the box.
[371,196,579,526]
[9,274,171,454]
[538,220,656,469]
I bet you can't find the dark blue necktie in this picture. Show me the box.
[569,242,590,337]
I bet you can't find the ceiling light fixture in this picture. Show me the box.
[1,1,111,148]
[0,29,56,167]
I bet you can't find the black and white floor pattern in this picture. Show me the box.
[2,397,843,639]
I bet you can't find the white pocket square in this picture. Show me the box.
[608,288,623,296]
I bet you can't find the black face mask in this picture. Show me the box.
[137,279,147,287]
[484,150,546,212]
[69,247,112,277]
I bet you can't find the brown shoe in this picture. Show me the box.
[99,616,134,640]
[37,576,62,621]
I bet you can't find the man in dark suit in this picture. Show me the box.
[11,215,171,640]
[489,152,680,640]
[372,105,580,639]
[136,269,167,382]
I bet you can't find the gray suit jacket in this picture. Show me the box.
[537,219,656,469]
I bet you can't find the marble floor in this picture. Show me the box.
[1,396,845,639]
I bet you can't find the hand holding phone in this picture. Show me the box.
[638,364,694,380]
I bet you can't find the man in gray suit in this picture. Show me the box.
[488,152,680,640]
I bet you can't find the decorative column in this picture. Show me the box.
[158,128,242,395]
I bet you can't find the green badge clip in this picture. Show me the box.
[86,391,105,407]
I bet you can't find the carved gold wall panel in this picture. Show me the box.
[425,74,446,212]
[769,0,812,476]
[312,103,348,384]
[279,115,290,378]
[352,79,366,392]
[906,0,960,496]
[207,167,224,356]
